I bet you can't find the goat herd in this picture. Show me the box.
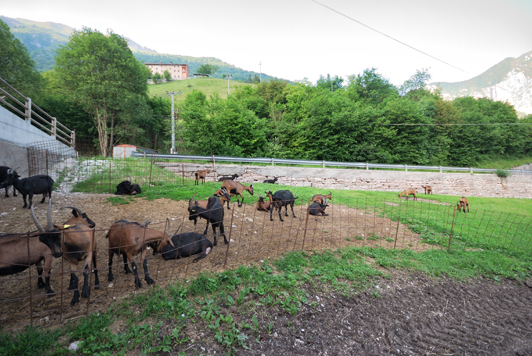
[0,165,470,308]
[398,185,470,213]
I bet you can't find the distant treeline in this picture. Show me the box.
[176,71,532,167]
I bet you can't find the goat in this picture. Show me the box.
[312,192,332,204]
[2,170,53,208]
[115,175,141,195]
[256,196,271,211]
[398,188,417,200]
[188,192,228,246]
[309,200,329,216]
[194,169,210,185]
[263,177,278,184]
[266,190,298,222]
[161,223,213,262]
[220,180,254,208]
[218,173,239,182]
[107,219,174,288]
[0,166,18,197]
[457,197,469,213]
[213,188,232,207]
[421,185,433,194]
[0,201,62,295]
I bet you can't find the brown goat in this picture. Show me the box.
[421,185,433,194]
[398,188,417,200]
[107,219,174,288]
[0,202,62,295]
[220,180,254,208]
[457,197,469,213]
[55,205,99,305]
[213,188,232,207]
[312,192,332,204]
[256,196,271,211]
[194,169,210,185]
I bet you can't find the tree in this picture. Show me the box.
[0,19,43,99]
[347,68,397,105]
[399,68,431,96]
[163,70,172,81]
[54,27,150,156]
[197,64,219,76]
[316,74,344,92]
[152,72,162,84]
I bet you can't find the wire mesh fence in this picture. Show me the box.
[0,192,530,331]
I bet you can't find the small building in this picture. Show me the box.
[145,62,189,80]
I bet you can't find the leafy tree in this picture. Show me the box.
[152,72,162,84]
[347,68,397,105]
[196,64,219,76]
[0,19,43,99]
[316,74,344,92]
[253,74,260,84]
[399,68,431,96]
[54,27,150,156]
[163,70,171,81]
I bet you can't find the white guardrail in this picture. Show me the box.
[131,152,532,175]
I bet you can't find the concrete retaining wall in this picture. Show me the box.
[160,162,532,199]
[0,106,56,147]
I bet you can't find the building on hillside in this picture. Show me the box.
[145,62,189,80]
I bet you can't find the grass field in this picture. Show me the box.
[148,78,257,102]
[3,158,530,355]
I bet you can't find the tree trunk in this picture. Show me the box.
[96,108,109,157]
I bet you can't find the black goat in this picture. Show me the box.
[266,190,298,222]
[188,192,228,246]
[161,232,213,262]
[309,200,329,216]
[0,166,19,197]
[2,170,53,208]
[263,177,278,184]
[218,173,239,182]
[115,175,141,195]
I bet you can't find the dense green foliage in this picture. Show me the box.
[0,19,43,99]
[175,69,532,167]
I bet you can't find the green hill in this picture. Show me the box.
[2,16,284,82]
[148,77,257,102]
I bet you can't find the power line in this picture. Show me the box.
[310,0,469,74]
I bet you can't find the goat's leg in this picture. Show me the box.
[67,263,80,305]
[215,222,228,245]
[108,251,115,282]
[92,248,100,289]
[269,205,274,221]
[128,252,142,288]
[141,249,155,285]
[284,203,289,216]
[4,186,8,198]
[13,186,17,197]
[278,206,284,222]
[81,263,91,299]
[40,193,46,204]
[290,202,296,218]
[121,252,132,274]
[43,255,54,294]
[22,193,28,208]
[36,260,45,289]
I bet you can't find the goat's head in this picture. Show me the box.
[217,188,231,204]
[31,200,62,258]
[2,167,20,185]
[60,206,96,228]
[188,193,199,224]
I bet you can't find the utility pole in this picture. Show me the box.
[259,62,262,83]
[166,90,181,154]
[226,75,233,95]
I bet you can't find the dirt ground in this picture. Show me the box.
[1,193,532,354]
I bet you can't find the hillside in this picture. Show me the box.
[2,16,281,82]
[148,77,257,101]
[430,50,532,116]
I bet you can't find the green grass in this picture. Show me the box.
[148,78,257,102]
[475,156,532,170]
[2,246,531,355]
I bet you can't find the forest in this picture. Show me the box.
[2,20,531,167]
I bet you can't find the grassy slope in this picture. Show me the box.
[148,78,256,102]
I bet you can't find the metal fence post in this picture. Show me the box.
[25,97,31,121]
[51,117,57,137]
[448,205,457,251]
[394,216,400,249]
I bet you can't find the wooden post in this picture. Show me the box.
[393,216,400,249]
[182,163,185,186]
[211,149,215,174]
[301,206,311,251]
[25,97,31,121]
[71,130,76,148]
[448,205,457,251]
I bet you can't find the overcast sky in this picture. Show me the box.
[2,0,532,85]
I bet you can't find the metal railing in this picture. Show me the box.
[131,152,532,174]
[0,77,75,147]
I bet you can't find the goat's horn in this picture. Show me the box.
[30,203,45,233]
[172,221,184,236]
[47,199,53,231]
[127,175,132,183]
[166,218,171,235]
[189,193,197,209]
[60,205,85,216]
[142,219,151,226]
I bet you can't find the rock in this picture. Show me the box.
[68,341,80,351]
